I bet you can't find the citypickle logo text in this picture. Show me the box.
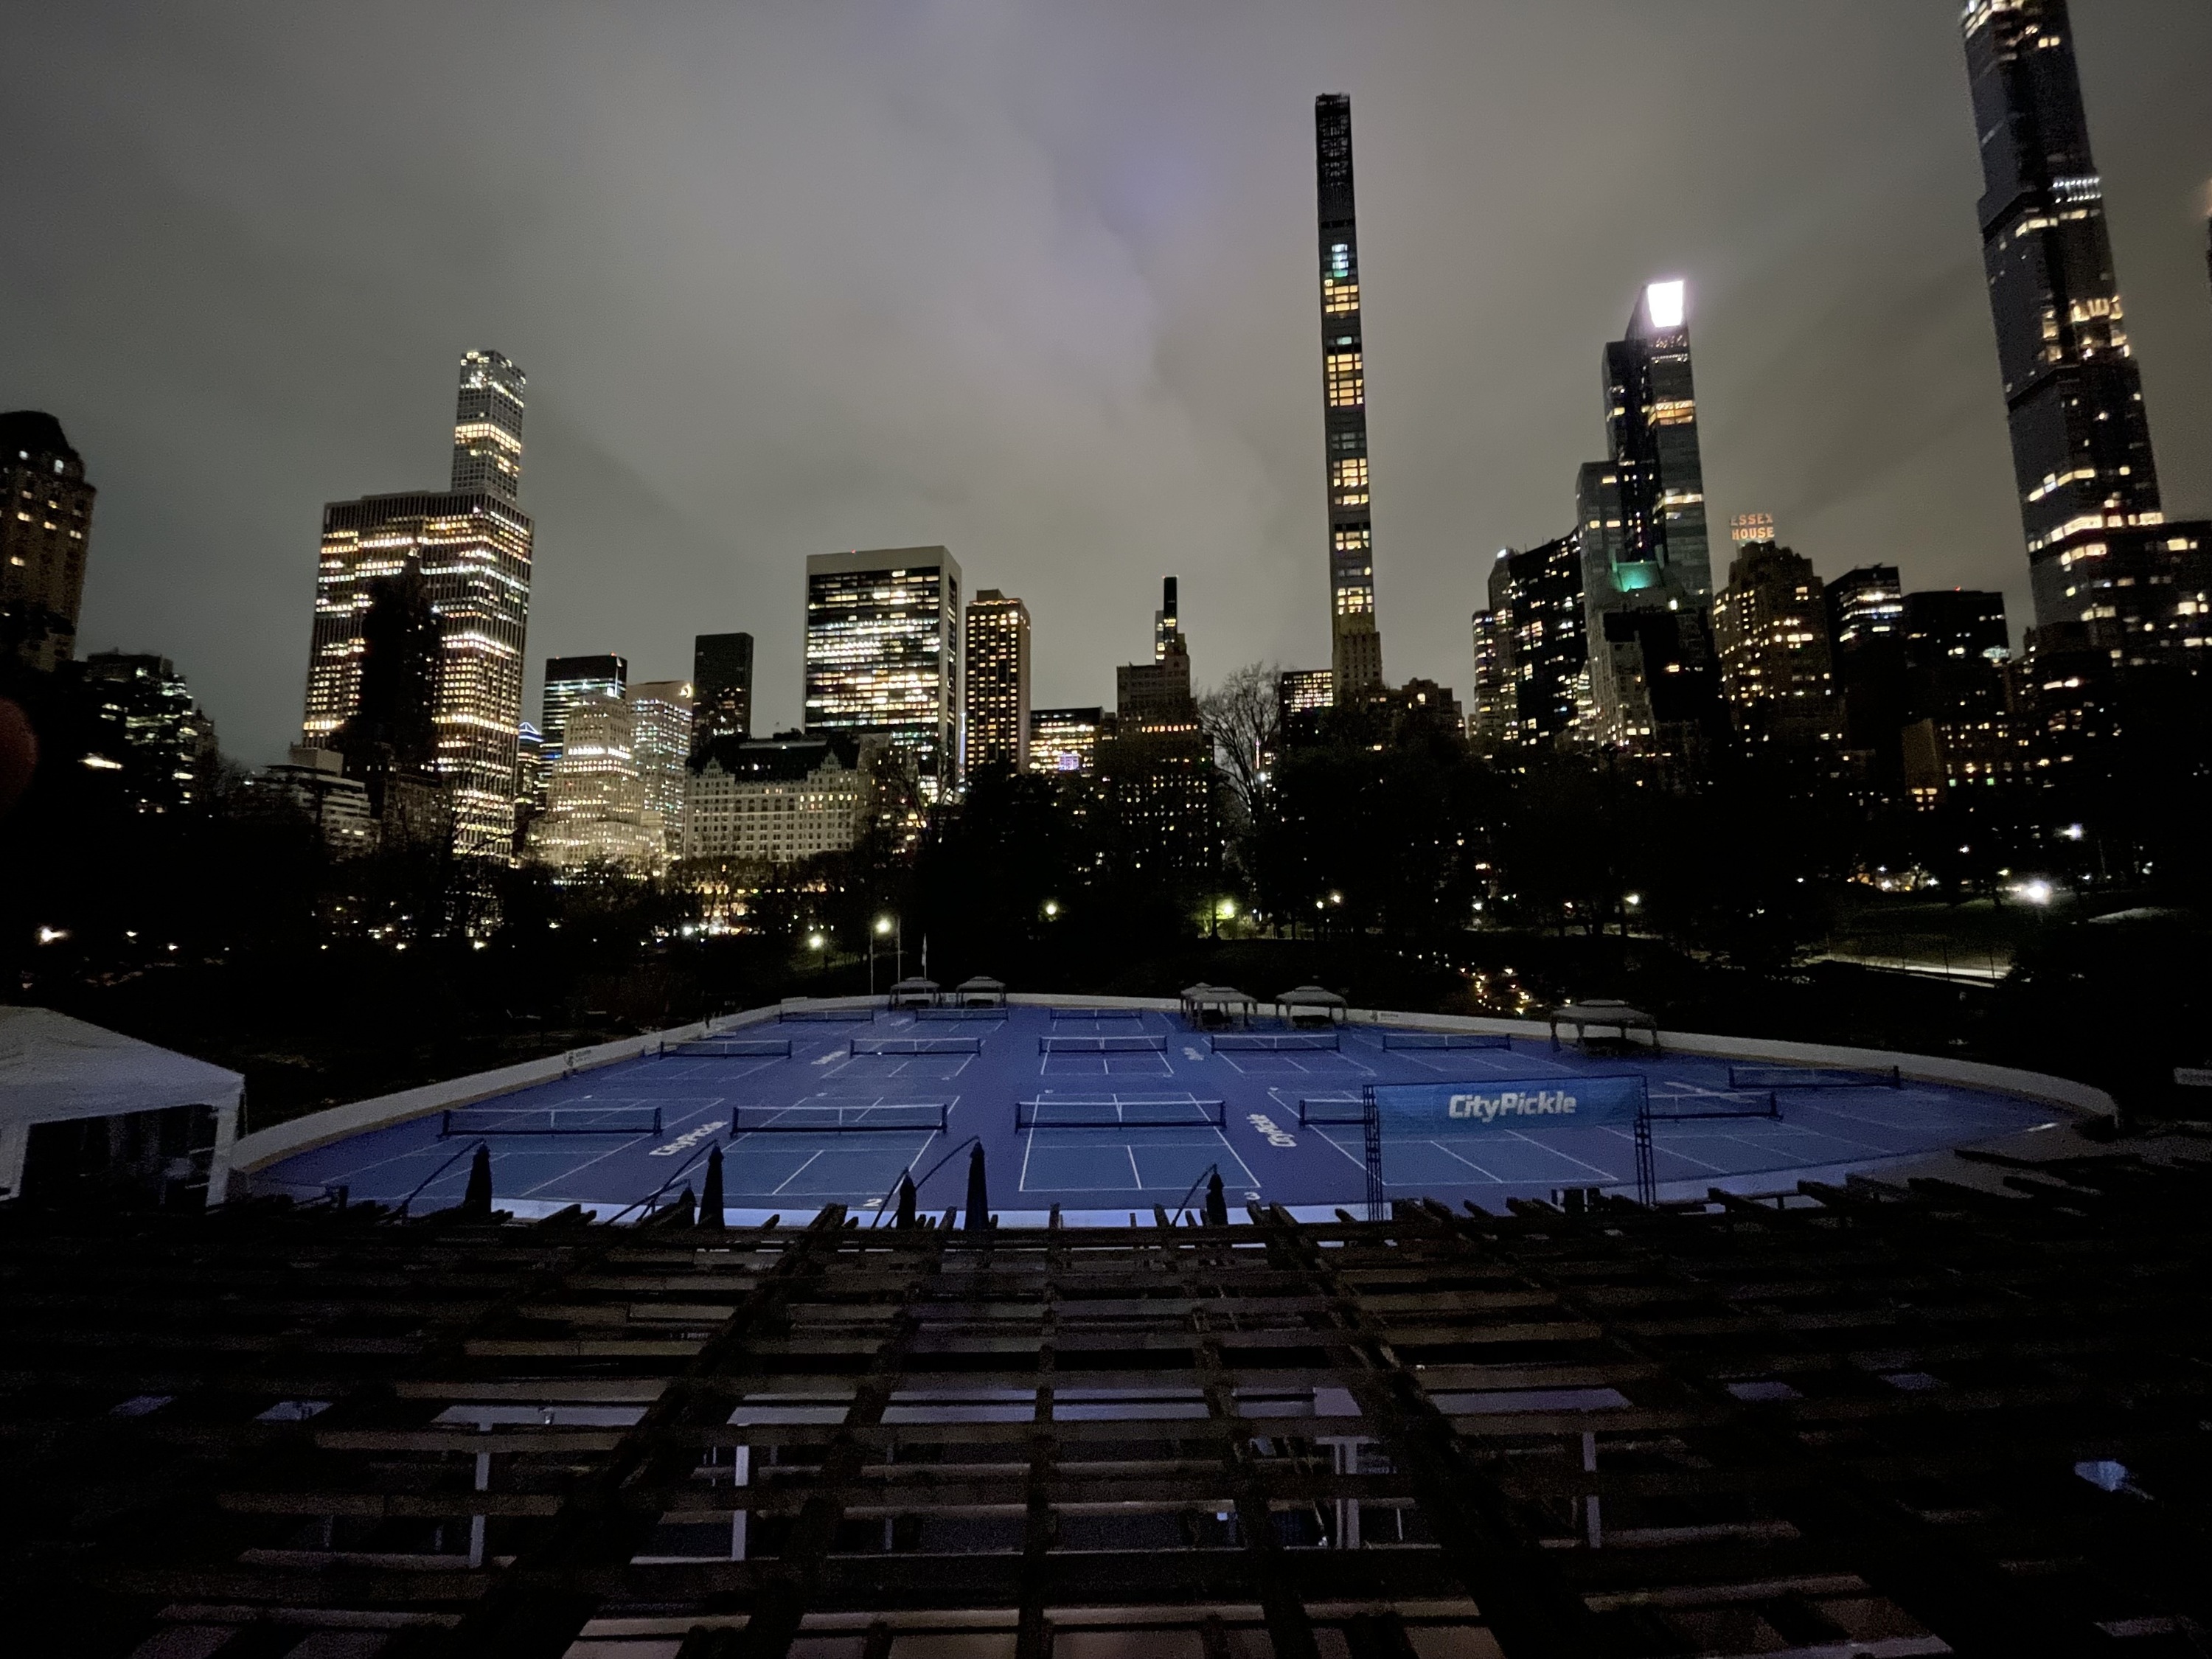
[1446,1090,1579,1123]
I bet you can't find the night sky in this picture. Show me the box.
[4,1,2208,763]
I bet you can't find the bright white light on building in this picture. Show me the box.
[38,926,69,945]
[2062,824,2085,841]
[1645,279,1687,328]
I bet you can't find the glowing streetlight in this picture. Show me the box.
[37,926,68,945]
[1043,900,1060,919]
[875,917,894,936]
[807,931,827,950]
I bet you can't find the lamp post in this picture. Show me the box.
[872,915,895,998]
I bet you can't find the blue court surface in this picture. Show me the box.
[257,1006,2065,1224]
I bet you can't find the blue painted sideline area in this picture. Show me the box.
[227,996,2101,1225]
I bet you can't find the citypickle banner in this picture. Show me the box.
[1368,1075,1646,1132]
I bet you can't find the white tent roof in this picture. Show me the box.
[0,1006,244,1127]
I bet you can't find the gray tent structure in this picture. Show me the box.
[1180,984,1256,1027]
[0,1006,244,1208]
[888,977,941,1009]
[954,975,1007,1008]
[1275,984,1349,1026]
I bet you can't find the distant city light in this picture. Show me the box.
[1624,893,1642,908]
[1644,278,1687,328]
[807,931,827,950]
[1216,899,1237,920]
[1042,901,1060,919]
[2062,824,2085,841]
[2012,879,2055,906]
[38,926,69,945]
[875,917,894,936]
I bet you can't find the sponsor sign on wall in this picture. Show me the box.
[1368,1074,1646,1131]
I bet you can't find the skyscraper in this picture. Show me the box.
[530,690,662,873]
[1314,94,1384,696]
[963,589,1031,775]
[629,679,695,855]
[1,411,94,674]
[77,652,219,811]
[540,655,628,771]
[804,546,961,800]
[1576,281,1717,751]
[1961,0,2206,639]
[1826,566,1910,786]
[692,633,754,749]
[1712,540,1837,748]
[1116,577,1194,726]
[1494,537,1590,747]
[302,352,533,857]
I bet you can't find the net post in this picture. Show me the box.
[650,1107,663,1135]
[1363,1084,1383,1222]
[1633,1081,1656,1208]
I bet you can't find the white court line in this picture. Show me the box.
[1431,1141,1503,1183]
[1499,1128,1617,1180]
[770,1149,828,1196]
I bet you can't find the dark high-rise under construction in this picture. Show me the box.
[1314,94,1384,698]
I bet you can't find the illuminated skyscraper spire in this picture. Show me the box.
[1314,94,1384,698]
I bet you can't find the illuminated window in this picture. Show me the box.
[1330,457,1369,507]
[1324,352,1364,408]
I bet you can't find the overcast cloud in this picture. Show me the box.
[4,0,2209,763]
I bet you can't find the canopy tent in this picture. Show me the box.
[1548,999,1662,1054]
[953,976,1007,1007]
[1180,984,1257,1027]
[1274,984,1349,1026]
[0,1006,245,1206]
[888,977,941,1009]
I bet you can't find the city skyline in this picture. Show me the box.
[4,2,2209,763]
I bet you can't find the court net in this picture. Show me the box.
[852,1036,983,1057]
[915,1006,1006,1022]
[442,1105,661,1137]
[1211,1030,1340,1052]
[1296,1097,1365,1127]
[1382,1031,1512,1051]
[664,1036,792,1059]
[778,1006,877,1024]
[1040,1034,1168,1054]
[1015,1096,1226,1129]
[1649,1091,1781,1121]
[1049,1007,1146,1023]
[733,1102,949,1133]
[1728,1063,1901,1091]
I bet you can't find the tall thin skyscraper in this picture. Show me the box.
[1961,0,2200,638]
[804,546,961,799]
[1314,94,1384,697]
[963,590,1032,774]
[628,679,695,854]
[1,411,94,673]
[303,352,533,856]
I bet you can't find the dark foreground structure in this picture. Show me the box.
[4,1153,2209,1658]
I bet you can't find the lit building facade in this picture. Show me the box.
[1489,535,1590,748]
[1826,565,1910,781]
[682,733,872,865]
[1116,578,1195,727]
[1,410,94,674]
[692,633,754,749]
[77,651,219,811]
[964,589,1031,774]
[1712,540,1837,746]
[530,690,662,873]
[246,747,377,855]
[1903,590,2009,721]
[541,655,627,771]
[804,546,961,800]
[1467,611,1512,753]
[629,679,695,855]
[1313,94,1384,696]
[1960,0,2209,641]
[1029,707,1105,776]
[302,352,532,857]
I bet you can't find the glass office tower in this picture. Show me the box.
[804,546,961,799]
